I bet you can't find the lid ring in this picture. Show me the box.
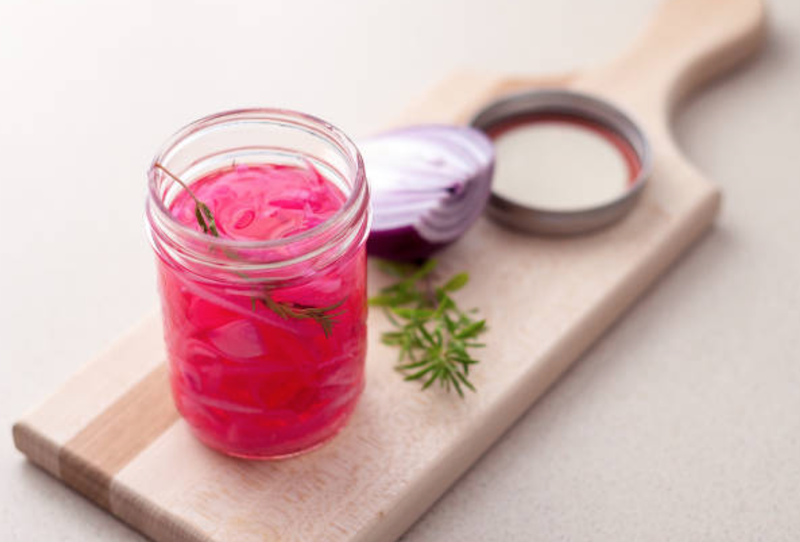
[470,89,652,235]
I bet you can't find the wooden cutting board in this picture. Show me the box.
[13,0,765,540]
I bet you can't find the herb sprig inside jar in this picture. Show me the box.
[155,163,347,337]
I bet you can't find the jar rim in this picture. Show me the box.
[146,107,368,251]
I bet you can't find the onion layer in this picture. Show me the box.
[360,125,495,261]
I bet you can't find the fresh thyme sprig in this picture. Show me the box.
[155,162,345,337]
[370,259,486,397]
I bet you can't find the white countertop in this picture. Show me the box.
[2,0,799,540]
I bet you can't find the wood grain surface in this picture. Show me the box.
[13,0,765,540]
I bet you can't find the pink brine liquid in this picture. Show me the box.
[157,163,367,459]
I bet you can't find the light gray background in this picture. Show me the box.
[2,0,799,540]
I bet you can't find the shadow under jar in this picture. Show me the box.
[145,109,370,459]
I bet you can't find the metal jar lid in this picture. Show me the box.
[470,89,652,235]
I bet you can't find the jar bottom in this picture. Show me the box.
[177,380,364,460]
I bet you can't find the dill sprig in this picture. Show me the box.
[370,259,486,397]
[155,162,345,337]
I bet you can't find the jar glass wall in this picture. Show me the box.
[146,109,370,459]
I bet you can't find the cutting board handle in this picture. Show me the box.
[576,0,766,114]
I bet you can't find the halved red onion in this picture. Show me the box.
[360,125,495,261]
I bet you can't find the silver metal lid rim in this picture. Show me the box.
[470,89,652,235]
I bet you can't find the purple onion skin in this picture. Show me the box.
[361,124,495,263]
[367,226,446,263]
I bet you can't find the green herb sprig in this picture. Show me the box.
[370,259,486,397]
[155,164,219,236]
[155,163,345,337]
[257,292,346,338]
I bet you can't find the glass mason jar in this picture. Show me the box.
[145,109,370,459]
